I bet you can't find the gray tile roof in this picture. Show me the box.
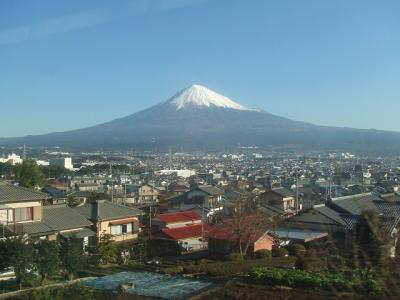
[197,185,224,196]
[7,221,55,237]
[271,228,328,242]
[74,200,143,221]
[7,205,92,236]
[340,215,360,230]
[258,204,285,217]
[42,204,92,231]
[314,205,348,227]
[374,200,400,233]
[0,183,50,203]
[271,187,295,198]
[59,228,96,239]
[330,193,378,215]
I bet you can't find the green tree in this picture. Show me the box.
[356,210,392,267]
[67,194,81,207]
[61,283,95,300]
[87,192,110,203]
[272,247,289,258]
[0,239,11,271]
[40,165,72,179]
[7,237,34,290]
[131,236,148,261]
[288,243,306,257]
[59,237,82,280]
[97,234,118,265]
[13,159,46,188]
[35,240,60,284]
[0,162,12,177]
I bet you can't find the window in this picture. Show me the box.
[111,223,133,235]
[14,207,33,222]
[111,225,122,235]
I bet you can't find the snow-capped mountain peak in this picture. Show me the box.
[168,84,254,111]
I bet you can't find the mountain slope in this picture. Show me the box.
[1,84,400,153]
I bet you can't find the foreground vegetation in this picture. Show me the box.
[249,267,380,295]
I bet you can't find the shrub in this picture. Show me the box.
[272,248,289,258]
[249,267,352,291]
[163,266,184,275]
[225,253,243,261]
[288,243,306,257]
[254,250,272,259]
[183,257,296,277]
[365,278,381,295]
[296,254,327,272]
[196,259,213,265]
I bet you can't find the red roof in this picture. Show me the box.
[162,224,210,241]
[155,211,201,224]
[207,216,272,244]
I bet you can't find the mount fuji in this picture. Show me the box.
[1,84,400,153]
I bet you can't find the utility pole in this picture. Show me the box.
[110,163,114,203]
[148,177,155,244]
[123,183,127,205]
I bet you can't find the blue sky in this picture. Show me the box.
[0,0,399,137]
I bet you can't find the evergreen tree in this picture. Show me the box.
[35,240,60,284]
[7,237,34,290]
[97,234,117,265]
[356,210,392,267]
[13,159,46,188]
[59,237,82,280]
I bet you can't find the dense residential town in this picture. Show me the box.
[2,1,400,299]
[1,147,400,298]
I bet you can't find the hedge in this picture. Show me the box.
[249,267,380,294]
[272,248,289,257]
[183,257,296,277]
[254,250,272,259]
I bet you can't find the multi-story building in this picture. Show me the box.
[74,200,143,242]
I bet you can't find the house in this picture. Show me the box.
[207,216,276,256]
[0,183,94,247]
[168,185,224,221]
[287,193,400,256]
[69,176,109,189]
[136,184,160,204]
[258,187,297,214]
[161,224,210,252]
[152,211,202,231]
[42,187,68,205]
[287,204,349,235]
[74,200,143,242]
[167,182,190,196]
[270,228,328,245]
[75,182,100,192]
[0,183,49,233]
